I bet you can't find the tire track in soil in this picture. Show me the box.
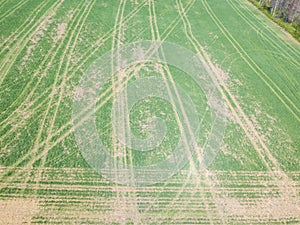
[2,167,299,184]
[110,0,166,222]
[110,1,126,222]
[110,0,126,223]
[149,0,201,179]
[138,1,187,222]
[0,0,65,175]
[178,0,297,222]
[3,167,297,223]
[0,0,152,128]
[1,8,191,202]
[42,0,95,163]
[2,168,299,193]
[202,0,296,171]
[16,0,191,148]
[21,0,195,171]
[64,0,149,72]
[41,0,192,221]
[149,0,197,222]
[0,1,57,122]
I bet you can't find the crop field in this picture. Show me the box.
[0,0,300,224]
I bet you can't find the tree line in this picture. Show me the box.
[259,0,300,22]
[251,0,300,40]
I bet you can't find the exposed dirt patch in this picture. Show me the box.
[221,197,300,220]
[54,23,67,42]
[31,17,53,44]
[0,199,38,224]
[215,64,229,86]
[22,45,35,63]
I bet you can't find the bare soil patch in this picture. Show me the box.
[0,199,38,224]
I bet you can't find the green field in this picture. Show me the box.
[0,0,300,224]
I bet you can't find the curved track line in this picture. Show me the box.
[30,0,97,200]
[41,0,195,169]
[150,0,201,173]
[150,0,202,170]
[226,0,300,92]
[39,0,95,169]
[0,2,76,141]
[0,1,63,145]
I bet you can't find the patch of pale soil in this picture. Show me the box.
[249,103,294,151]
[66,9,75,20]
[21,16,53,66]
[0,199,38,225]
[30,16,53,44]
[221,197,300,220]
[49,86,58,98]
[50,9,73,43]
[15,107,31,121]
[214,64,229,86]
[53,23,67,42]
[22,45,35,62]
[220,141,249,167]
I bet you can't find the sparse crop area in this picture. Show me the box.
[0,0,299,224]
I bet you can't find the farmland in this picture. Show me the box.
[0,0,300,224]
